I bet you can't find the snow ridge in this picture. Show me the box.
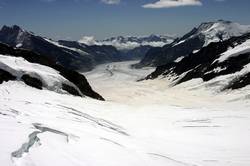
[178,20,250,47]
[0,54,82,96]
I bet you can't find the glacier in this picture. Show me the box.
[0,61,250,166]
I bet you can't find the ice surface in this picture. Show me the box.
[0,61,250,166]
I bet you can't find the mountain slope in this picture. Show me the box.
[57,40,122,65]
[136,20,250,67]
[119,45,153,60]
[0,43,104,100]
[0,25,121,71]
[146,33,250,91]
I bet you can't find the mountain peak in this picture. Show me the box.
[11,25,23,30]
[185,20,250,46]
[137,20,250,68]
[0,25,31,48]
[217,19,232,23]
[1,25,24,33]
[197,20,233,29]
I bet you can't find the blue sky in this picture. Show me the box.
[0,0,250,40]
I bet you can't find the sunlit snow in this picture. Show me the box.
[0,61,250,166]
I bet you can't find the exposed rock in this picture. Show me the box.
[59,69,104,100]
[62,84,82,97]
[58,40,122,65]
[0,25,121,71]
[136,20,250,67]
[122,45,152,61]
[223,73,250,90]
[21,74,43,90]
[0,68,16,84]
[146,33,250,90]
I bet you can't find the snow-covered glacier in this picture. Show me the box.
[1,60,250,166]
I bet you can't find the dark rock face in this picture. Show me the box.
[0,69,16,84]
[138,35,204,67]
[135,27,205,67]
[0,25,92,71]
[223,73,250,90]
[62,84,82,97]
[58,69,104,100]
[58,40,152,63]
[0,43,104,100]
[86,45,121,64]
[0,25,27,46]
[58,40,122,65]
[122,45,152,61]
[146,33,250,90]
[132,47,162,68]
[21,74,43,90]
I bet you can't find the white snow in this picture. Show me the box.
[217,39,250,62]
[0,54,81,95]
[193,49,200,54]
[173,39,186,46]
[201,21,250,46]
[205,67,227,75]
[15,43,23,48]
[1,60,250,166]
[175,21,250,48]
[44,38,89,55]
[15,28,26,44]
[174,56,185,63]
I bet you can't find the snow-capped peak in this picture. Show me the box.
[199,20,250,45]
[78,34,176,50]
[175,20,250,47]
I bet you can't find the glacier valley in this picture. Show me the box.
[1,60,250,166]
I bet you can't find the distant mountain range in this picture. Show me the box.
[79,34,176,50]
[135,20,250,68]
[0,25,175,71]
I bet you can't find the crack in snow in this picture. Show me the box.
[148,153,199,166]
[57,104,129,136]
[11,131,41,159]
[100,137,124,147]
[11,123,76,165]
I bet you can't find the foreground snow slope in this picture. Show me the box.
[1,61,250,166]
